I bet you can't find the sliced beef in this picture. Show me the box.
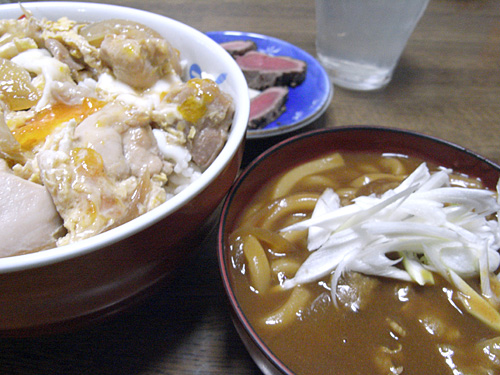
[248,86,288,129]
[236,51,307,90]
[219,40,257,58]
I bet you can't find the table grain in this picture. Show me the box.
[1,0,500,374]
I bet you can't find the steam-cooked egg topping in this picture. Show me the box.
[0,11,234,257]
[11,98,104,150]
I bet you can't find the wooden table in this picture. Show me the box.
[1,0,500,374]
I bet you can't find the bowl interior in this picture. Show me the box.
[0,2,249,272]
[218,126,500,374]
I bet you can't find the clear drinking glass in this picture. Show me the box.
[315,0,430,91]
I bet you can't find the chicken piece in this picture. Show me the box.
[0,161,63,256]
[190,127,229,168]
[37,147,166,246]
[49,80,96,106]
[99,33,181,89]
[80,19,162,47]
[38,17,103,80]
[122,126,164,178]
[74,102,163,179]
[163,78,234,169]
[44,38,84,73]
[38,102,167,245]
[37,148,129,245]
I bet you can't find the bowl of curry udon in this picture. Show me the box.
[218,126,500,375]
[0,2,249,335]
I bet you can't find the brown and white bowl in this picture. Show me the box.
[0,1,249,336]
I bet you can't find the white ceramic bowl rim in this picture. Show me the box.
[0,2,249,273]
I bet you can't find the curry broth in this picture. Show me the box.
[227,152,500,374]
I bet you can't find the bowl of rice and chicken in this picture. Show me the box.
[0,2,249,335]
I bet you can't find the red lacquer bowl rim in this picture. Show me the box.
[217,125,500,374]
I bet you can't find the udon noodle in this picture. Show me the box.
[227,152,500,375]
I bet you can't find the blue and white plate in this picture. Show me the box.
[206,31,333,139]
